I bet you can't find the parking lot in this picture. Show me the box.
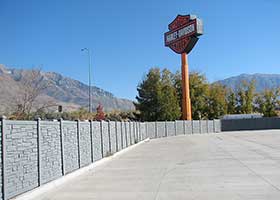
[29,130,280,200]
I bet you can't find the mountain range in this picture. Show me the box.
[1,64,280,114]
[216,73,280,92]
[0,64,134,114]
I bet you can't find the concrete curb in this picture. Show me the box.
[11,138,150,200]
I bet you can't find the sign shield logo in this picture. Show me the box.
[164,15,203,54]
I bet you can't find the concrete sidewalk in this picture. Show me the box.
[31,130,280,200]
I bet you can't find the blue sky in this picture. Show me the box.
[0,0,280,100]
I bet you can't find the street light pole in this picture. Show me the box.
[81,48,92,113]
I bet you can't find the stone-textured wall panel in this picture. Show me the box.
[139,123,143,141]
[184,121,192,134]
[166,121,175,136]
[156,122,165,138]
[192,120,200,134]
[132,122,136,143]
[92,122,102,161]
[214,120,221,132]
[121,122,127,148]
[140,123,146,141]
[137,122,141,141]
[143,123,148,139]
[79,122,91,167]
[109,122,117,154]
[5,121,38,199]
[138,122,142,141]
[175,121,184,135]
[140,122,147,140]
[208,120,214,133]
[135,122,141,142]
[116,122,122,151]
[134,122,137,143]
[101,121,110,157]
[130,122,135,144]
[147,122,156,139]
[137,122,140,141]
[40,122,62,184]
[125,122,131,146]
[63,121,79,174]
[135,122,139,142]
[129,122,133,145]
[201,121,208,134]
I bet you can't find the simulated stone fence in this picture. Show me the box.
[0,118,220,200]
[221,117,280,131]
[146,120,220,139]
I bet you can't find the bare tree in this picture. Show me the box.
[13,68,52,119]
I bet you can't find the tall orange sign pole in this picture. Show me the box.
[181,53,192,120]
[164,15,203,120]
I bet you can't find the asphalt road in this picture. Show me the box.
[31,130,280,200]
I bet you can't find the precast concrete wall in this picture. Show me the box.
[91,121,102,161]
[184,121,192,134]
[62,121,79,174]
[214,119,221,132]
[125,122,131,146]
[134,122,139,142]
[140,123,146,141]
[39,121,62,184]
[0,117,221,200]
[121,122,127,149]
[156,122,166,138]
[130,122,135,145]
[115,122,122,151]
[200,120,208,134]
[208,120,214,133]
[4,120,39,199]
[101,121,110,157]
[108,121,117,154]
[166,121,175,136]
[175,121,184,135]
[79,122,92,167]
[192,120,200,134]
[147,122,156,139]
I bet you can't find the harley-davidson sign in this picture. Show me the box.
[164,15,203,54]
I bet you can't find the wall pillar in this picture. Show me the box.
[36,118,42,186]
[89,120,94,163]
[1,116,6,200]
[100,121,104,158]
[115,121,118,151]
[76,120,81,168]
[59,119,65,175]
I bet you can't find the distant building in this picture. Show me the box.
[222,113,263,120]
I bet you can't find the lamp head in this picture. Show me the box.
[81,48,88,51]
